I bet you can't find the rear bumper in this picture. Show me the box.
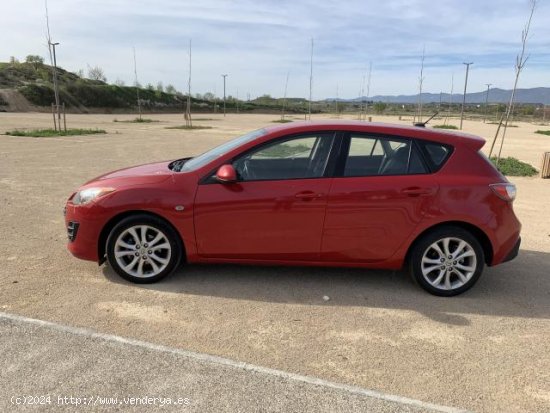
[502,236,521,263]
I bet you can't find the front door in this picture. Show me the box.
[194,132,336,261]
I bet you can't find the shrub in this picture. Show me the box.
[490,156,538,177]
[535,130,550,136]
[433,124,458,130]
[165,125,212,130]
[5,128,106,137]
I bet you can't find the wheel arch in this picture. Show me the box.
[97,210,186,265]
[405,221,493,266]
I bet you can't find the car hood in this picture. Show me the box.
[83,161,173,187]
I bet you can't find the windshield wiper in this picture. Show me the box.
[169,157,192,172]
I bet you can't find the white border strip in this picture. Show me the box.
[0,312,470,413]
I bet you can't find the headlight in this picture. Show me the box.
[72,187,115,205]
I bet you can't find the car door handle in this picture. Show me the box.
[295,191,322,200]
[401,187,432,196]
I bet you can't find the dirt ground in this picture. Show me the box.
[0,112,549,412]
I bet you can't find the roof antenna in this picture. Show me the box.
[414,111,438,127]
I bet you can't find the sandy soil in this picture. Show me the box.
[0,112,549,412]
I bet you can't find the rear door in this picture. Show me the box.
[321,133,439,262]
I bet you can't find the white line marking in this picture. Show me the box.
[0,311,469,413]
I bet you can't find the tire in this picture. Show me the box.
[409,226,485,296]
[106,214,182,283]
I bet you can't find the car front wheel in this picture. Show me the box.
[409,227,485,296]
[106,214,182,283]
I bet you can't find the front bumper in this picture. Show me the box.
[64,202,103,262]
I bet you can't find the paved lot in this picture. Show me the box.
[0,113,549,412]
[0,313,464,413]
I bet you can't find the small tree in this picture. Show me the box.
[165,84,177,94]
[156,81,164,92]
[203,92,215,101]
[373,102,387,114]
[490,0,537,164]
[87,65,107,82]
[146,83,154,91]
[25,55,44,69]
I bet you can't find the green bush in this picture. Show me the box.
[19,84,55,106]
[535,130,550,136]
[490,156,538,177]
[115,118,158,123]
[433,124,458,130]
[5,128,106,137]
[165,125,212,130]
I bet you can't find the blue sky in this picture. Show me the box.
[1,0,549,99]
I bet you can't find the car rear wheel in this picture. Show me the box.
[409,226,484,296]
[106,215,182,283]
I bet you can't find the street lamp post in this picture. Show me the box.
[221,74,228,116]
[460,62,473,130]
[50,41,61,128]
[484,83,492,123]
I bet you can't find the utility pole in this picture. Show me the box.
[221,74,227,116]
[484,83,492,123]
[308,38,314,120]
[460,62,473,130]
[446,74,454,125]
[335,84,339,117]
[45,0,62,130]
[417,46,426,123]
[364,62,372,120]
[133,47,142,120]
[281,71,289,121]
[186,39,192,127]
[50,41,61,127]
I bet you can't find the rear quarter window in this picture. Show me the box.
[418,141,453,172]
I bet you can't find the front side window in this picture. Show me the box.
[233,133,334,181]
[344,135,428,177]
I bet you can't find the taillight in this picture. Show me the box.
[490,183,516,202]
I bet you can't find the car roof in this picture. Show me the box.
[264,120,485,150]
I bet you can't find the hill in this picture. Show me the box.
[0,61,308,114]
[336,87,550,105]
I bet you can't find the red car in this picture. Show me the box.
[64,121,521,296]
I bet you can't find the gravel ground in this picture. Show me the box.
[0,113,549,412]
[0,313,462,413]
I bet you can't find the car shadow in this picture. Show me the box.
[102,249,550,324]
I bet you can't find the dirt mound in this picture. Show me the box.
[0,88,44,112]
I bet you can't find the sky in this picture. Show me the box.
[1,0,549,99]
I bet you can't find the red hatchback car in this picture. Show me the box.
[65,121,521,296]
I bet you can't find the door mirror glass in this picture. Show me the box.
[216,164,237,183]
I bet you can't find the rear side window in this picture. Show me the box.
[343,135,428,177]
[418,141,453,171]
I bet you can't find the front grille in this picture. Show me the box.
[67,221,80,242]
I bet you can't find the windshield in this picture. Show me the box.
[175,128,267,172]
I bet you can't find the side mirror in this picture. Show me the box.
[215,164,237,184]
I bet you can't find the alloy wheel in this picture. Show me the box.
[420,237,477,291]
[113,225,172,278]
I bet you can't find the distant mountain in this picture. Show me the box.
[331,87,550,105]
